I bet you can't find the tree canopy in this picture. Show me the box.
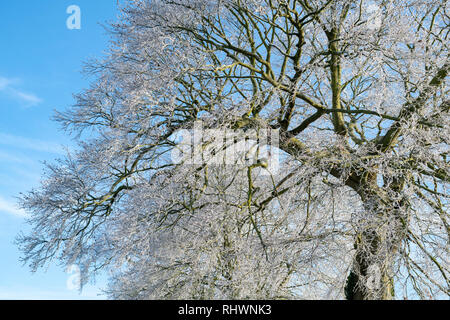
[18,0,449,300]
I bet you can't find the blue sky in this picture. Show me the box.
[0,1,121,300]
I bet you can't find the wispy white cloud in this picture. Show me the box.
[0,76,42,107]
[0,77,15,90]
[0,286,106,300]
[0,196,28,218]
[0,150,37,165]
[9,88,42,106]
[0,132,65,155]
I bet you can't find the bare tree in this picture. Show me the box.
[18,0,449,300]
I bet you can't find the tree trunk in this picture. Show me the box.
[344,228,395,300]
[341,170,410,300]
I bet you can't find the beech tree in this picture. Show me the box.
[18,0,449,300]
